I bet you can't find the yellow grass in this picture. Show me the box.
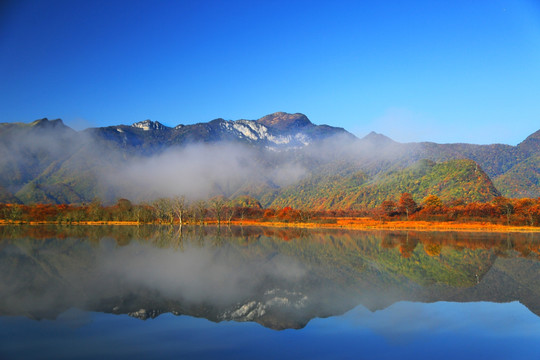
[0,218,538,232]
[229,218,540,233]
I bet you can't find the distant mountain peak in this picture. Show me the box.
[517,128,540,155]
[131,120,168,131]
[256,112,311,131]
[524,129,540,141]
[362,131,395,144]
[31,118,66,129]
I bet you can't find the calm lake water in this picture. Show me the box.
[1,225,540,359]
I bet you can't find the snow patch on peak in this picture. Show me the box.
[132,120,168,131]
[233,121,260,141]
[228,120,293,145]
[216,118,314,148]
[220,289,308,322]
[226,301,266,321]
[294,133,310,146]
[269,134,291,144]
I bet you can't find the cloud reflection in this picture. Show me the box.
[96,240,307,304]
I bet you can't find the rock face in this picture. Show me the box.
[257,112,312,131]
[132,120,169,131]
[31,118,68,129]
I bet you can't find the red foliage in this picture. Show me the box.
[276,207,301,221]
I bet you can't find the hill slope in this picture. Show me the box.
[267,159,499,210]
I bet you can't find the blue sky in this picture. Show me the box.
[1,0,539,144]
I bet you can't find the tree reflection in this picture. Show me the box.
[1,225,539,329]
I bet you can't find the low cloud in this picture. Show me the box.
[0,120,410,203]
[101,142,307,201]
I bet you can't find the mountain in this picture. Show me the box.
[83,111,350,153]
[0,112,538,207]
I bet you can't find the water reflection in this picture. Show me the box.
[0,225,539,330]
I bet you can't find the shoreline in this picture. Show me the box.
[0,218,538,233]
[228,219,540,233]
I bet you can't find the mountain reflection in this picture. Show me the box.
[0,225,539,330]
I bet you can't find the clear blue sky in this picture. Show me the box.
[1,0,539,144]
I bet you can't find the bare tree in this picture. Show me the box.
[238,207,246,223]
[172,195,187,226]
[153,198,174,224]
[224,206,235,226]
[211,197,226,226]
[133,205,142,224]
[193,200,207,225]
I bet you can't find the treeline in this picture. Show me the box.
[1,193,540,227]
[0,196,265,225]
[374,193,540,226]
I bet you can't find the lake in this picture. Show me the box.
[1,225,540,359]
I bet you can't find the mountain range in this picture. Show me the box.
[0,112,538,208]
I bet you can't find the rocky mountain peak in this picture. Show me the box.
[131,120,168,131]
[256,112,311,131]
[31,118,67,129]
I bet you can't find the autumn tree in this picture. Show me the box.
[263,208,276,219]
[113,198,133,221]
[518,198,540,226]
[276,207,301,222]
[28,204,58,222]
[116,198,133,213]
[492,196,514,225]
[418,195,447,219]
[8,205,23,222]
[299,209,313,223]
[153,198,174,224]
[380,199,397,217]
[423,195,443,210]
[398,193,417,220]
[88,198,104,221]
[134,202,155,223]
[462,202,496,219]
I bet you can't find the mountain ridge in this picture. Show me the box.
[0,112,538,206]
